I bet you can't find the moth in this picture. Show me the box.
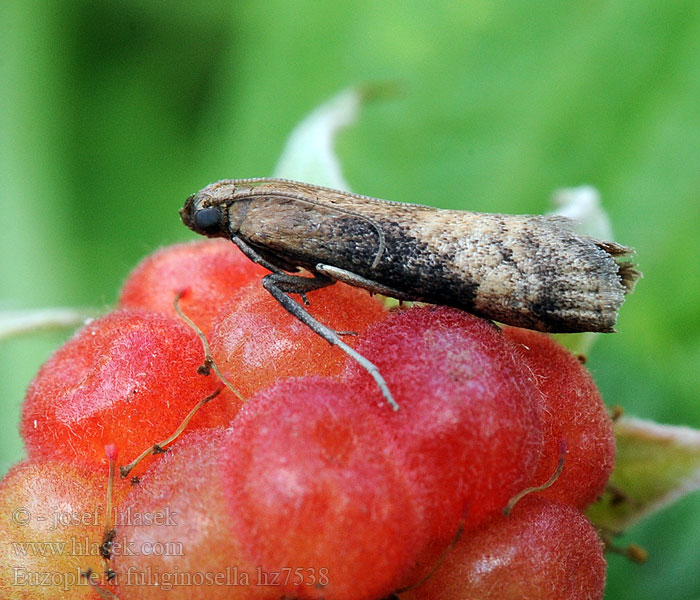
[180,178,639,409]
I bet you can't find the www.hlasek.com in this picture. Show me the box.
[10,535,184,559]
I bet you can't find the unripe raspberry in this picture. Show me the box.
[504,327,615,508]
[21,310,237,470]
[0,461,120,599]
[118,239,268,334]
[208,282,387,399]
[401,497,606,600]
[343,306,543,573]
[220,377,424,600]
[112,428,268,599]
[10,240,613,600]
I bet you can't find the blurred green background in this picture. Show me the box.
[1,1,698,598]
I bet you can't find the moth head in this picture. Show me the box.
[180,186,228,238]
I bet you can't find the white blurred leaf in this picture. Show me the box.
[549,185,614,241]
[0,308,95,341]
[273,85,390,190]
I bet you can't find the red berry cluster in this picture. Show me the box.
[1,239,613,599]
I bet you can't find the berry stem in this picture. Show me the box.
[80,569,120,599]
[600,529,649,564]
[173,291,246,403]
[503,439,568,516]
[101,444,118,572]
[119,386,223,478]
[395,524,465,594]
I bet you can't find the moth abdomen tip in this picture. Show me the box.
[617,260,642,294]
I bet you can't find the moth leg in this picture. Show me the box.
[315,264,415,302]
[230,235,287,275]
[262,272,399,411]
[231,235,313,303]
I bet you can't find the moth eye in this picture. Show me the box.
[194,206,223,233]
